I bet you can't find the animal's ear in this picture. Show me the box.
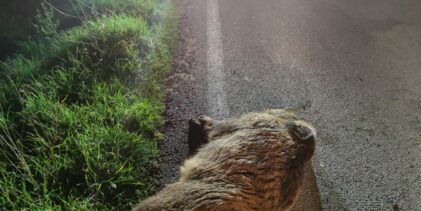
[288,120,316,141]
[188,116,214,156]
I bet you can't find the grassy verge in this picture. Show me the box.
[0,0,175,209]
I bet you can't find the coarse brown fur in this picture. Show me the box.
[133,109,317,211]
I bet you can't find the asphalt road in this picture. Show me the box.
[158,0,421,210]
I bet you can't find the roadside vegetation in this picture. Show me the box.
[0,0,175,209]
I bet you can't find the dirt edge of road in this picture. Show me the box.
[155,0,208,190]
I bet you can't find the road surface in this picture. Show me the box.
[158,0,421,210]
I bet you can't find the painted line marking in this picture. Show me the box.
[207,0,229,119]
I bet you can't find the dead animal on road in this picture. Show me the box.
[133,109,317,211]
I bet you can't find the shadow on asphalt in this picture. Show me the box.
[292,162,323,211]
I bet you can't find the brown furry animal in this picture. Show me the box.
[133,109,317,211]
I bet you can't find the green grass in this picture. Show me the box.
[0,0,175,209]
[0,0,158,60]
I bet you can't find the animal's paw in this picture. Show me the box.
[188,116,214,155]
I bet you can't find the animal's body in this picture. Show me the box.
[133,109,317,211]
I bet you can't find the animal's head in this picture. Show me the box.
[188,109,316,165]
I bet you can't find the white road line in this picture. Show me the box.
[207,0,229,120]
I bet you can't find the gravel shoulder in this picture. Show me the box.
[155,0,208,189]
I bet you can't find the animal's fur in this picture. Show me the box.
[133,109,317,211]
